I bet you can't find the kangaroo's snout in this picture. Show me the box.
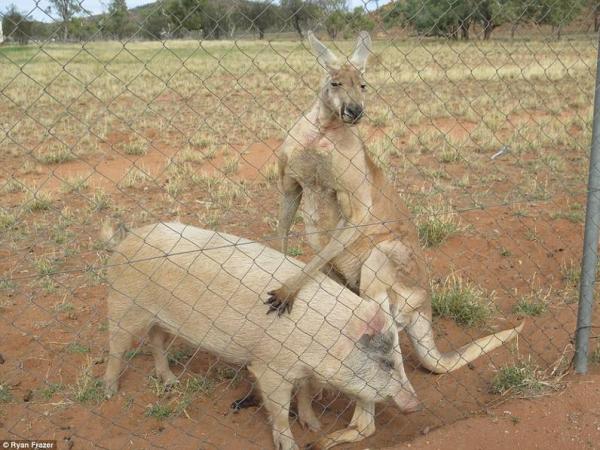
[341,103,364,124]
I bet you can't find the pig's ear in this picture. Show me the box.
[364,305,387,335]
[349,304,388,340]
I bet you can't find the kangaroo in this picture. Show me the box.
[102,222,420,450]
[266,31,524,373]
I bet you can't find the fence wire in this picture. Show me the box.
[0,0,597,449]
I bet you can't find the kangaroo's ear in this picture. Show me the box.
[349,31,372,73]
[307,30,340,72]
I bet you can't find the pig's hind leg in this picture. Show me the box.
[248,362,298,450]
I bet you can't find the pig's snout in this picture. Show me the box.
[393,386,422,414]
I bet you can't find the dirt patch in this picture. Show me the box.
[388,372,600,450]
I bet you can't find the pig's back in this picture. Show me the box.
[107,223,364,370]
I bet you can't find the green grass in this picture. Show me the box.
[409,199,462,248]
[89,190,111,212]
[513,296,548,317]
[25,192,53,212]
[0,383,12,403]
[37,145,75,164]
[73,360,104,403]
[490,361,547,396]
[0,210,17,230]
[418,219,461,247]
[550,203,584,223]
[184,375,214,395]
[38,383,63,400]
[66,342,91,354]
[145,403,173,419]
[431,274,493,327]
[123,140,147,156]
[168,348,193,365]
[591,345,600,364]
[287,247,303,257]
[34,256,56,277]
[61,176,89,193]
[0,278,17,291]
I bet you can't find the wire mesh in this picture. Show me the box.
[0,0,596,449]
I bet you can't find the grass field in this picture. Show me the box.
[0,36,598,448]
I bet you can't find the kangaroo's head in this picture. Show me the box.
[308,31,372,125]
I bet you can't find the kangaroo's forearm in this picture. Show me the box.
[287,220,360,292]
[277,186,302,253]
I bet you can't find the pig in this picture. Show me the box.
[102,222,420,450]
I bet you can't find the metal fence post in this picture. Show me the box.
[574,32,600,374]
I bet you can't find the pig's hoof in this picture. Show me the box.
[104,383,118,399]
[231,392,260,411]
[265,288,295,316]
[163,378,179,391]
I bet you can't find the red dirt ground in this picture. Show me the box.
[1,108,598,449]
[389,371,600,450]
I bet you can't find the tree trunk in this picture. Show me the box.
[293,16,303,39]
[511,23,517,40]
[595,11,600,33]
[460,20,470,40]
[556,25,561,40]
[483,22,494,40]
[259,28,264,40]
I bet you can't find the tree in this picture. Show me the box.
[320,0,346,39]
[534,0,584,39]
[281,0,320,38]
[473,0,533,40]
[140,6,171,40]
[2,4,33,44]
[165,0,206,36]
[239,1,277,39]
[391,0,473,39]
[346,7,375,34]
[165,0,233,39]
[48,0,85,40]
[105,0,134,40]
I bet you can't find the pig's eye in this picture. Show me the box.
[331,81,342,87]
[380,358,395,371]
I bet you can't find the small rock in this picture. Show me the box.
[23,390,33,402]
[421,426,430,435]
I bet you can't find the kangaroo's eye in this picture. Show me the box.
[360,83,367,90]
[331,81,342,87]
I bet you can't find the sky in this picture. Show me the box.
[4,0,388,23]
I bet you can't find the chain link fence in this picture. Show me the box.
[1,0,598,448]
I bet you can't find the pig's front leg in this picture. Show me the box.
[248,362,298,450]
[307,400,375,450]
